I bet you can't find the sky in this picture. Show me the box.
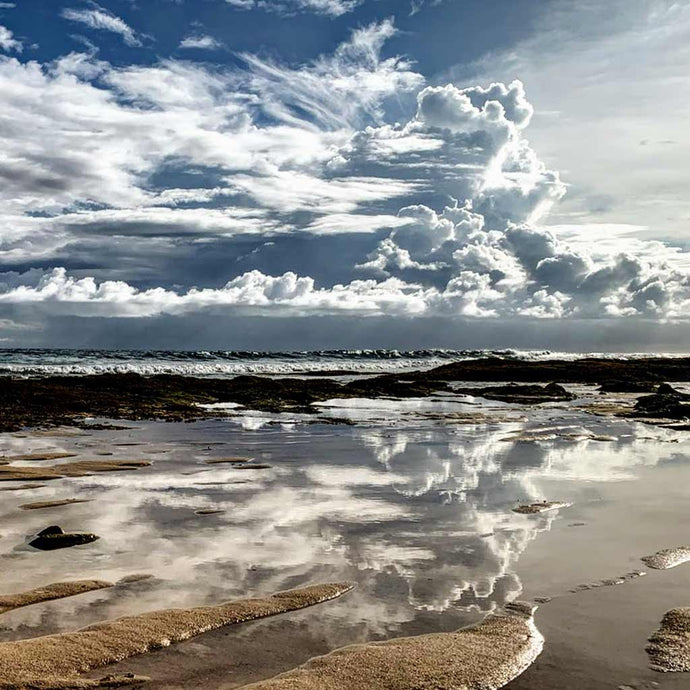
[0,0,689,350]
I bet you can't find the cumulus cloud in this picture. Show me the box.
[0,24,20,52]
[1,15,690,328]
[61,5,142,46]
[462,0,690,242]
[0,267,433,318]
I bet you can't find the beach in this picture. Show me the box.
[0,351,689,688]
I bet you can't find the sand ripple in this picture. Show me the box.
[647,607,690,672]
[641,546,690,570]
[0,460,150,482]
[0,583,353,689]
[242,602,543,690]
[20,499,92,511]
[0,580,113,615]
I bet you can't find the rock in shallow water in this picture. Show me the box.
[641,546,690,570]
[460,382,575,405]
[28,525,100,551]
[598,379,659,393]
[634,384,690,419]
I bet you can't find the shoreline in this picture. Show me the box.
[0,367,689,688]
[1,356,689,432]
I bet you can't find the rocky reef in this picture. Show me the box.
[0,356,689,431]
[457,382,574,404]
[634,384,690,420]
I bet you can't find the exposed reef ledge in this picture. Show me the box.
[1,356,690,431]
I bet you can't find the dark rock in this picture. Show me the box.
[634,384,690,419]
[419,356,690,384]
[598,379,658,393]
[232,463,272,470]
[343,376,448,399]
[29,525,100,551]
[657,383,685,396]
[461,382,575,404]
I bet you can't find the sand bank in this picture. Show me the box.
[0,580,112,615]
[0,459,150,482]
[205,457,254,464]
[20,499,92,511]
[642,546,690,570]
[647,607,690,672]
[512,501,570,515]
[0,583,353,689]
[242,603,542,690]
[0,452,77,462]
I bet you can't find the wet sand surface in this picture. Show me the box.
[506,464,690,690]
[0,386,689,688]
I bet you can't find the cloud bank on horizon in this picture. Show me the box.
[0,0,688,346]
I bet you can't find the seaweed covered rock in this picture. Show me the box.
[28,525,100,551]
[634,384,690,419]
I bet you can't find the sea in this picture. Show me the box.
[0,348,684,378]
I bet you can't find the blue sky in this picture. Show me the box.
[0,0,689,349]
[6,1,541,71]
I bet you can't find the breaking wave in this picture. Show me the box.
[0,348,684,378]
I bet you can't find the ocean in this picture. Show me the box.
[0,348,683,378]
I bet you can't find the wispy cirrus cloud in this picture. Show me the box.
[61,4,142,46]
[225,0,361,17]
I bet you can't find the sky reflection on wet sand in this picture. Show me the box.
[0,397,689,685]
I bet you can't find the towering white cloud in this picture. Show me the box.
[0,17,689,325]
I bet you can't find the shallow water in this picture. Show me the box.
[0,395,689,687]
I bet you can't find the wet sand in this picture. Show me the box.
[506,463,690,690]
[506,573,690,690]
[242,604,542,690]
[0,387,689,688]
